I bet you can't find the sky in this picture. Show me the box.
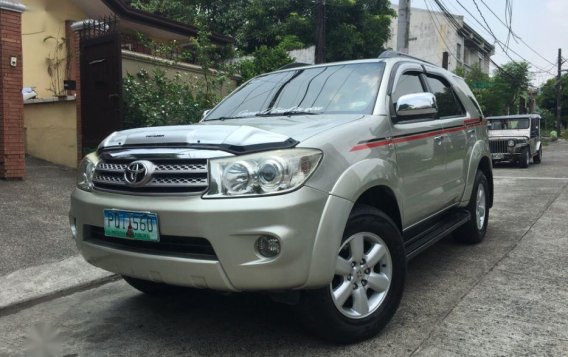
[391,0,568,86]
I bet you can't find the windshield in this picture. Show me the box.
[204,62,385,120]
[488,118,530,130]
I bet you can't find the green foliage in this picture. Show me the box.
[491,61,530,115]
[121,27,237,128]
[238,45,294,82]
[127,0,396,62]
[454,62,531,116]
[537,74,568,131]
[122,69,207,129]
[537,108,556,131]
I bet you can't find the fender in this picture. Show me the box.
[329,158,402,205]
[535,140,542,153]
[301,158,402,288]
[460,139,492,206]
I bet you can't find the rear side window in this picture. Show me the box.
[453,76,483,118]
[392,73,425,107]
[425,75,465,118]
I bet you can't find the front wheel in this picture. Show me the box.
[298,206,406,344]
[518,148,530,168]
[533,146,542,164]
[454,170,489,244]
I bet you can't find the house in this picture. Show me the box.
[388,5,495,74]
[0,0,234,178]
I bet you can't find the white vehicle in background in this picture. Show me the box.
[487,114,542,168]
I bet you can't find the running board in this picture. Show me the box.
[404,209,471,260]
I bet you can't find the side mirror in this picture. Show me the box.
[396,92,437,119]
[202,109,211,119]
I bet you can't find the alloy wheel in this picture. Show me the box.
[330,232,392,319]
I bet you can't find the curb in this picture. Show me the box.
[0,256,118,316]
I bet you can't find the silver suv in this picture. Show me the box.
[487,114,542,168]
[70,52,493,343]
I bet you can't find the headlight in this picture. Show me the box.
[205,149,322,198]
[507,139,515,147]
[77,153,99,192]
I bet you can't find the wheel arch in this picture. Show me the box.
[463,140,494,208]
[478,156,494,208]
[354,185,403,232]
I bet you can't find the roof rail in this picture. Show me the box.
[378,50,436,66]
[278,62,311,70]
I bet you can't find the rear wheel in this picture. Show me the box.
[518,148,530,168]
[298,206,405,344]
[454,170,489,244]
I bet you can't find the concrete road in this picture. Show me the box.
[0,157,77,275]
[1,141,567,356]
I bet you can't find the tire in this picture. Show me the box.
[518,148,530,168]
[122,275,187,297]
[533,146,542,164]
[298,205,406,344]
[454,170,489,244]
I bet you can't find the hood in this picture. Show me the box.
[99,114,363,153]
[488,129,530,138]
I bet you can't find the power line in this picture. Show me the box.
[444,0,554,75]
[424,0,459,63]
[478,0,556,67]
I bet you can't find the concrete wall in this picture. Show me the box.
[388,6,491,74]
[122,50,237,98]
[24,99,78,168]
[21,0,86,98]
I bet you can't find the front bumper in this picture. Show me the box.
[70,186,351,292]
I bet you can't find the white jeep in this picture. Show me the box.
[487,114,542,168]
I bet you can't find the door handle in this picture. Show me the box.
[434,135,443,143]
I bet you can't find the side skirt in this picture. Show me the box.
[403,209,470,260]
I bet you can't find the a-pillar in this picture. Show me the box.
[0,1,26,179]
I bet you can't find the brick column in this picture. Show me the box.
[0,1,26,179]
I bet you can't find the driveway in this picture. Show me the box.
[0,157,76,275]
[1,142,567,356]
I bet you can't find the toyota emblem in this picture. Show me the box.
[124,160,154,186]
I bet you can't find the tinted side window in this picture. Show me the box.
[392,73,425,107]
[426,76,465,118]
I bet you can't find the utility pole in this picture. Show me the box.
[557,48,563,136]
[397,0,411,54]
[315,0,326,64]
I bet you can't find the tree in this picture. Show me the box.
[128,0,396,62]
[537,74,568,131]
[455,63,500,116]
[491,62,530,115]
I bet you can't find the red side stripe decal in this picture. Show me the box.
[350,118,484,152]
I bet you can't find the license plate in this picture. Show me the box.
[103,209,159,242]
[492,153,504,160]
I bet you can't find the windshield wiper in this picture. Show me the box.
[255,110,319,117]
[205,116,247,121]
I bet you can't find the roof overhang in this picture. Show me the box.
[71,0,233,45]
[460,23,495,55]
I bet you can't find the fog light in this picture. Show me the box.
[255,235,281,257]
[70,217,77,240]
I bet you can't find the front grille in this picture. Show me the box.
[84,226,217,260]
[93,158,208,194]
[489,139,512,153]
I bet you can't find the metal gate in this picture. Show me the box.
[78,17,122,155]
